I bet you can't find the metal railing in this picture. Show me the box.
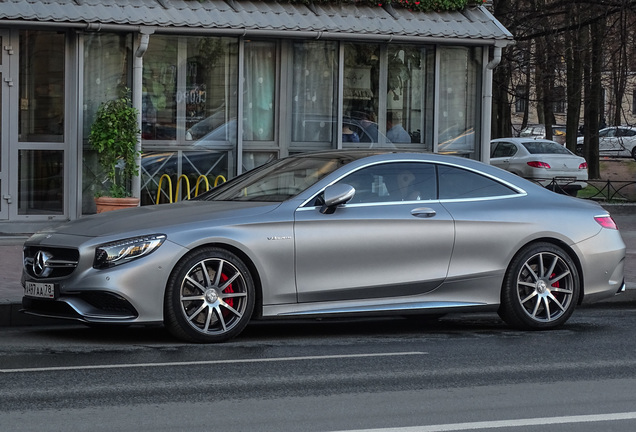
[541,178,636,202]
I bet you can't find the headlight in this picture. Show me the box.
[93,234,166,269]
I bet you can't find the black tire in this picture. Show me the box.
[498,242,579,330]
[164,247,255,343]
[631,147,636,161]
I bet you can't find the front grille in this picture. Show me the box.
[23,246,80,279]
[80,292,138,316]
[22,292,139,320]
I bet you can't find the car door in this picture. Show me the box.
[490,141,518,173]
[293,161,455,303]
[616,127,636,157]
[598,127,621,155]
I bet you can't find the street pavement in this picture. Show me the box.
[0,204,634,327]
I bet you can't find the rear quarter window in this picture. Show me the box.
[438,164,517,199]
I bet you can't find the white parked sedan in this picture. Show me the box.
[490,138,588,194]
[576,126,636,160]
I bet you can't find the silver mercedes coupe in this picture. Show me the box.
[21,151,626,342]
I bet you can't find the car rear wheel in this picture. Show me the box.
[164,247,255,343]
[631,147,636,161]
[499,243,579,330]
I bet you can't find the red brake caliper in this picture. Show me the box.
[220,273,234,315]
[550,273,560,301]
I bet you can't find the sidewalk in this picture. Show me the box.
[1,204,635,326]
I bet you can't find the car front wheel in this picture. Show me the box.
[499,242,579,330]
[165,247,255,343]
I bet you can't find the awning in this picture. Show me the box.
[1,0,513,45]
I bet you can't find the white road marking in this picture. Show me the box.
[0,351,426,373]
[332,412,636,431]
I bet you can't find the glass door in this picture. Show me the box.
[14,30,67,218]
[0,30,10,220]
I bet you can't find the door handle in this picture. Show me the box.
[411,207,436,218]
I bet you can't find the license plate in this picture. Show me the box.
[555,177,576,184]
[24,281,56,299]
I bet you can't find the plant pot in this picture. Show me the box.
[94,196,140,213]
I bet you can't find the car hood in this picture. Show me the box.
[40,201,280,238]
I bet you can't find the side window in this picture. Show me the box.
[619,128,636,137]
[491,142,517,158]
[337,162,437,203]
[438,164,516,199]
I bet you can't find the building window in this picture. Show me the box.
[243,40,276,143]
[139,35,239,205]
[19,31,65,143]
[437,46,482,157]
[386,45,435,150]
[291,40,338,150]
[342,42,382,148]
[515,85,527,113]
[18,30,66,215]
[82,33,132,214]
[80,32,488,209]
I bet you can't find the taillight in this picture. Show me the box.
[527,161,551,169]
[595,215,618,230]
[579,162,588,170]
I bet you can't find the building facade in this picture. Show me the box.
[0,0,512,233]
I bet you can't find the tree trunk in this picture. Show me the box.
[587,15,605,179]
[565,11,584,153]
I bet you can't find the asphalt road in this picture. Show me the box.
[2,302,636,432]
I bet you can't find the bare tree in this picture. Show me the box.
[491,0,634,178]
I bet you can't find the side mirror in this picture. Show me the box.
[320,184,355,214]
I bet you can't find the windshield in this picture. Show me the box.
[198,153,372,202]
[521,141,572,155]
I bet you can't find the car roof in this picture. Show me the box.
[491,137,561,145]
[285,149,516,179]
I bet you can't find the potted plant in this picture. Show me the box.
[89,89,141,213]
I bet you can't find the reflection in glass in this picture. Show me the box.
[82,33,133,215]
[242,152,277,173]
[141,36,239,144]
[142,35,177,140]
[343,43,380,148]
[386,45,434,150]
[82,33,132,136]
[437,47,482,157]
[291,41,338,146]
[138,36,239,207]
[19,31,65,143]
[141,150,233,205]
[244,41,275,142]
[184,37,239,146]
[18,150,64,215]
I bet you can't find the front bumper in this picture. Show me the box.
[21,238,187,325]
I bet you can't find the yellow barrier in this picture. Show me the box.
[156,174,173,204]
[175,175,191,201]
[157,174,227,204]
[214,175,227,187]
[195,175,210,196]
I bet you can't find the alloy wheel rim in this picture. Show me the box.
[516,252,574,323]
[179,258,248,335]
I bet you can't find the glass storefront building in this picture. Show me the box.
[0,1,513,233]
